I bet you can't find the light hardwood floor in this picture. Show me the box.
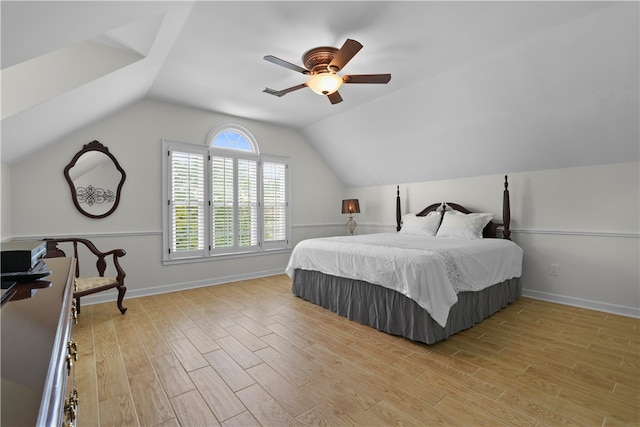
[74,274,639,426]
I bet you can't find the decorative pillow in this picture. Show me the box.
[399,211,442,236]
[436,211,493,239]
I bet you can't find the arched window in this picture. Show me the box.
[208,125,258,153]
[162,125,290,262]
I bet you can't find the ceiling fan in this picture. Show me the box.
[263,39,391,105]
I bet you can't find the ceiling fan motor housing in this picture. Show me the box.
[303,47,339,74]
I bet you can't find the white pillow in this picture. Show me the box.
[436,211,493,239]
[399,212,441,236]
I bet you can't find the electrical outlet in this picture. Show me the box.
[550,264,559,276]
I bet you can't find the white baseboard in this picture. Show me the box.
[77,268,287,307]
[77,273,640,320]
[522,289,640,319]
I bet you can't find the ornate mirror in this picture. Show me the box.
[64,140,126,219]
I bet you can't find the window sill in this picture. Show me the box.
[162,247,292,266]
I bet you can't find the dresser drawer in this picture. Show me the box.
[1,257,77,426]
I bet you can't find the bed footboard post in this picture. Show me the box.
[396,185,401,232]
[503,175,511,240]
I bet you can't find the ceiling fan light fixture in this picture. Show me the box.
[307,72,343,95]
[263,39,390,103]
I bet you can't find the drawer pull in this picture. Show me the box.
[68,340,78,362]
[64,388,78,424]
[71,301,78,324]
[65,354,73,376]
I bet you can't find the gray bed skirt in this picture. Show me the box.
[291,269,522,345]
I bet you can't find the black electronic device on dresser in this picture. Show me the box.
[1,241,51,300]
[1,240,47,272]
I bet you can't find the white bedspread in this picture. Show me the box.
[285,233,523,327]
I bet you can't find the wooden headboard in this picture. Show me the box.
[396,175,511,240]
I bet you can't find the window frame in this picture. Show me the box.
[162,137,291,263]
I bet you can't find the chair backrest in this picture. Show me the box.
[44,238,126,281]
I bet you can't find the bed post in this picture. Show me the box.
[503,175,511,240]
[396,185,402,232]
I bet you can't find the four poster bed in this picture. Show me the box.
[285,176,523,344]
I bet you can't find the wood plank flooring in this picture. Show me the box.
[74,274,639,426]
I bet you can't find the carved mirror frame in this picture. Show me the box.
[64,140,126,219]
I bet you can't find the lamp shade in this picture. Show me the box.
[341,199,360,215]
[307,73,343,95]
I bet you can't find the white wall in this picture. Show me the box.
[0,163,11,239]
[348,162,640,317]
[8,98,346,301]
[7,98,639,317]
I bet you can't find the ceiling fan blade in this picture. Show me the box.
[327,91,343,105]
[263,55,309,74]
[328,39,363,72]
[263,83,307,97]
[343,74,392,84]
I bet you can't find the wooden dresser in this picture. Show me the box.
[1,257,78,426]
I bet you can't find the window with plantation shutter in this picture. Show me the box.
[210,154,260,253]
[211,155,234,249]
[237,158,258,248]
[263,159,288,248]
[167,147,206,258]
[162,127,290,263]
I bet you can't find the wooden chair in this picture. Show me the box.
[44,238,127,314]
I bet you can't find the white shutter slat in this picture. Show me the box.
[170,151,205,255]
[238,158,258,248]
[263,162,287,242]
[211,156,234,248]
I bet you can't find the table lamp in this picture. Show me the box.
[341,199,360,235]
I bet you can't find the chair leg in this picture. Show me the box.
[75,296,81,314]
[116,285,127,314]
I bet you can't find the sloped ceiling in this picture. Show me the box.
[1,1,638,188]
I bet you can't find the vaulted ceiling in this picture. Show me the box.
[2,1,638,187]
